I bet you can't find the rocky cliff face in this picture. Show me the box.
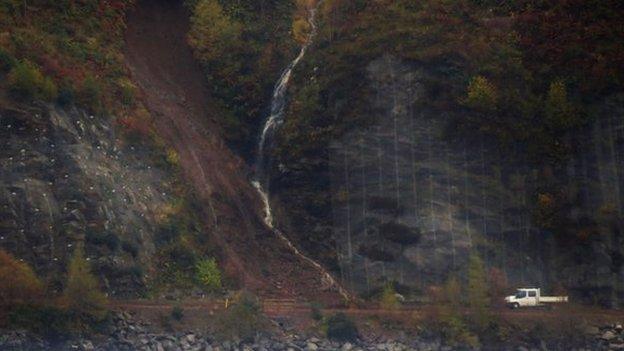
[0,104,179,296]
[327,55,544,294]
[275,54,624,305]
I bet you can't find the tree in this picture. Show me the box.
[292,17,311,44]
[63,244,107,321]
[465,76,498,112]
[545,80,579,130]
[214,291,266,342]
[467,252,490,330]
[79,75,103,113]
[431,274,479,348]
[0,250,44,310]
[41,77,58,101]
[7,60,58,102]
[444,274,461,309]
[195,258,221,292]
[8,60,43,100]
[487,267,508,308]
[379,283,400,310]
[187,0,242,63]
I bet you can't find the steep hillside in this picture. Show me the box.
[124,0,346,302]
[0,0,348,303]
[0,0,195,297]
[2,0,623,309]
[267,0,624,306]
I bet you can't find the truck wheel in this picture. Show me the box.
[512,303,520,309]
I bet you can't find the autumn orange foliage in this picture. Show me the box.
[0,250,44,310]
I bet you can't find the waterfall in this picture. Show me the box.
[255,12,316,184]
[251,2,350,301]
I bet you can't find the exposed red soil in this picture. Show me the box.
[123,0,343,303]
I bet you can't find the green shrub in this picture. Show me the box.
[310,301,324,321]
[380,283,400,310]
[195,258,221,292]
[465,76,498,112]
[8,61,43,100]
[326,312,358,342]
[41,76,58,101]
[118,78,136,106]
[444,275,462,307]
[545,80,579,130]
[167,242,198,269]
[62,244,108,324]
[435,309,480,348]
[8,305,74,341]
[214,291,267,342]
[79,75,103,113]
[427,275,481,348]
[170,305,184,321]
[7,60,58,101]
[467,253,490,331]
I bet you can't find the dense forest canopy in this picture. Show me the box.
[276,0,624,165]
[0,0,136,114]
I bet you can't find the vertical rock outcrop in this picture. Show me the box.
[0,105,175,296]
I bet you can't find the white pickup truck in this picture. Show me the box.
[505,288,568,309]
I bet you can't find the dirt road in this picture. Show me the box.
[112,298,624,324]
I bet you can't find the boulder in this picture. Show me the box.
[603,330,618,341]
[186,334,197,344]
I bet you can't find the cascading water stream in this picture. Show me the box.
[251,2,350,301]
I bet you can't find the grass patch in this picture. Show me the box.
[214,292,268,342]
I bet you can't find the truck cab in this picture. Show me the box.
[504,288,568,309]
[505,288,539,308]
